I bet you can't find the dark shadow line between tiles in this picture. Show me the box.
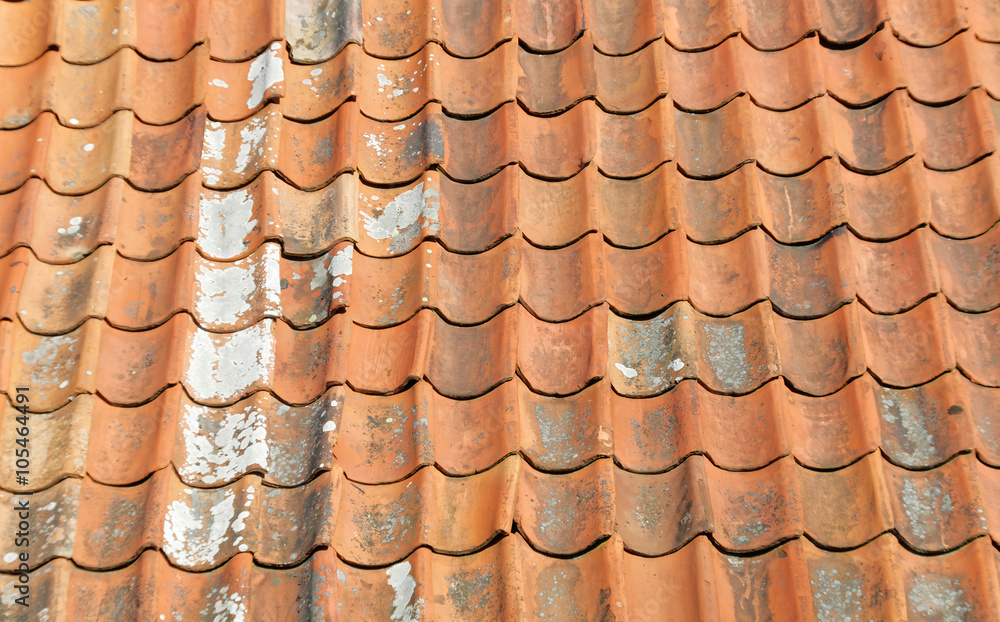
[515,29,588,57]
[7,206,995,269]
[815,20,888,51]
[55,40,211,68]
[591,32,662,58]
[891,87,978,111]
[0,44,59,70]
[888,23,970,50]
[512,91,667,120]
[0,353,987,414]
[512,527,613,561]
[952,362,1000,390]
[925,149,997,173]
[805,529,990,558]
[7,292,351,336]
[283,38,358,67]
[0,138,977,204]
[360,35,514,63]
[827,154,913,178]
[874,447,980,474]
[284,94,359,126]
[4,531,994,581]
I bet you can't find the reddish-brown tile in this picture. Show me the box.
[4,453,997,571]
[0,0,282,66]
[8,369,997,491]
[0,109,205,194]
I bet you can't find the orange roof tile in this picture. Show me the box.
[2,0,1000,618]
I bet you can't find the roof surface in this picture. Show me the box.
[2,0,1000,619]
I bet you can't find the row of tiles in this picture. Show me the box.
[5,28,1000,128]
[3,534,999,621]
[2,296,997,407]
[3,90,998,194]
[4,158,1000,264]
[3,0,1000,66]
[3,225,997,335]
[2,372,996,490]
[1,452,999,569]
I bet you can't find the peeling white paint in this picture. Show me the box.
[185,322,274,403]
[210,585,247,622]
[179,402,269,485]
[162,489,237,568]
[310,246,354,293]
[198,190,258,259]
[246,44,284,109]
[361,182,441,254]
[235,115,268,176]
[201,121,227,186]
[615,363,638,379]
[387,561,425,622]
[194,244,281,326]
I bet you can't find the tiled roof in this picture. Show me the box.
[1,0,999,619]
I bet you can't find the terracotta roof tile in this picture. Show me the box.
[4,0,1000,617]
[5,534,1000,620]
[3,453,999,573]
[4,224,996,338]
[4,295,998,411]
[4,370,998,493]
[0,0,282,66]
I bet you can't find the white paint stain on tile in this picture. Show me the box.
[179,402,269,485]
[185,322,275,403]
[210,584,247,622]
[212,79,230,88]
[162,489,237,568]
[309,246,354,299]
[194,244,281,326]
[360,181,440,254]
[235,115,269,176]
[246,43,284,109]
[201,120,227,186]
[387,561,425,622]
[198,189,258,259]
[615,363,638,379]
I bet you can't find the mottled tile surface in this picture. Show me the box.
[2,0,1000,619]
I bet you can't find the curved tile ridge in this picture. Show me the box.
[290,27,1000,120]
[6,534,1000,622]
[286,0,1000,60]
[5,154,1000,264]
[2,452,1000,570]
[0,0,283,66]
[0,109,206,195]
[3,241,355,334]
[6,371,998,491]
[4,29,999,129]
[1,42,290,129]
[667,28,1000,111]
[673,88,999,178]
[2,296,998,410]
[5,224,998,335]
[4,88,996,193]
